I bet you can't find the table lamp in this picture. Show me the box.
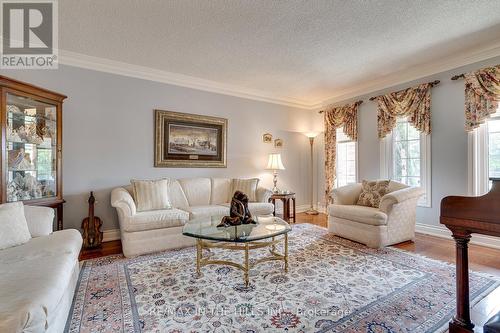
[266,153,285,193]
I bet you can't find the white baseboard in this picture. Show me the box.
[295,204,311,213]
[316,204,328,214]
[279,204,327,214]
[415,222,500,250]
[103,229,121,242]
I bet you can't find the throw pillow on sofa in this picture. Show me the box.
[356,180,390,208]
[131,178,172,212]
[230,178,259,202]
[0,202,31,250]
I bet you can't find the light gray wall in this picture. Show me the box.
[5,56,499,231]
[2,65,317,231]
[314,56,500,227]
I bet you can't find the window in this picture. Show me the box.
[335,128,357,187]
[469,108,500,195]
[380,117,431,206]
[488,114,500,180]
[393,118,421,187]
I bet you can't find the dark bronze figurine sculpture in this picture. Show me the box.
[217,191,256,227]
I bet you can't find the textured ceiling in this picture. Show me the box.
[59,0,500,106]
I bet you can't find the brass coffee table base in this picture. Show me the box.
[196,234,288,287]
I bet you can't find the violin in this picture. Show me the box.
[81,191,103,249]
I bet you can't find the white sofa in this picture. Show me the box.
[328,181,424,248]
[0,206,82,333]
[111,177,274,257]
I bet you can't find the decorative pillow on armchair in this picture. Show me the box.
[356,180,390,208]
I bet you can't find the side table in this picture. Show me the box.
[269,193,296,223]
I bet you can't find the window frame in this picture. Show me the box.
[335,128,358,188]
[468,109,500,195]
[380,119,432,207]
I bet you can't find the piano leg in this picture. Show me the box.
[450,229,474,333]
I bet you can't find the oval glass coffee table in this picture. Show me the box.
[182,215,291,286]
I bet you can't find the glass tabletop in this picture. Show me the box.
[182,215,291,242]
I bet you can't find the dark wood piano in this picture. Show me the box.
[441,178,500,332]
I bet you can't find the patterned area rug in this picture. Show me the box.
[66,224,498,333]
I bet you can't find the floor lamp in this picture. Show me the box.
[304,133,319,215]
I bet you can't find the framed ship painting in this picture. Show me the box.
[155,110,227,167]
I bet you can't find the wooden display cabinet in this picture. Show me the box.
[0,75,66,230]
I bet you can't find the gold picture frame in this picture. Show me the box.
[155,110,227,168]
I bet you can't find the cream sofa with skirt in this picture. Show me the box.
[328,181,424,248]
[111,177,274,257]
[0,206,82,333]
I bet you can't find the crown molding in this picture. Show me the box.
[319,40,500,107]
[58,50,313,109]
[58,40,500,111]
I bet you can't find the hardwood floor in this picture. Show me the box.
[295,213,500,276]
[80,212,500,330]
[295,212,500,330]
[79,240,121,261]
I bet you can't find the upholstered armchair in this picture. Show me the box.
[327,181,424,248]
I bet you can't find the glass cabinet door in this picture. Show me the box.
[6,93,58,202]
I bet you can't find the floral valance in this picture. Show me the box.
[464,65,500,131]
[323,101,360,203]
[324,102,359,141]
[375,83,432,139]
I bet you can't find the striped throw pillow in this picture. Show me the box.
[131,178,172,212]
[230,178,259,202]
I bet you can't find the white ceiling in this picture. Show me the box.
[59,0,500,108]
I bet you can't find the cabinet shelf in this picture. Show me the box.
[7,139,56,148]
[7,110,57,124]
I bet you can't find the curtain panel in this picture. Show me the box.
[323,101,360,203]
[375,83,433,139]
[464,65,500,131]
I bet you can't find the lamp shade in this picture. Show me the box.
[304,132,318,138]
[266,153,285,170]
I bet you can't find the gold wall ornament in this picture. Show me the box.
[263,133,272,143]
[274,138,283,148]
[154,110,227,168]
